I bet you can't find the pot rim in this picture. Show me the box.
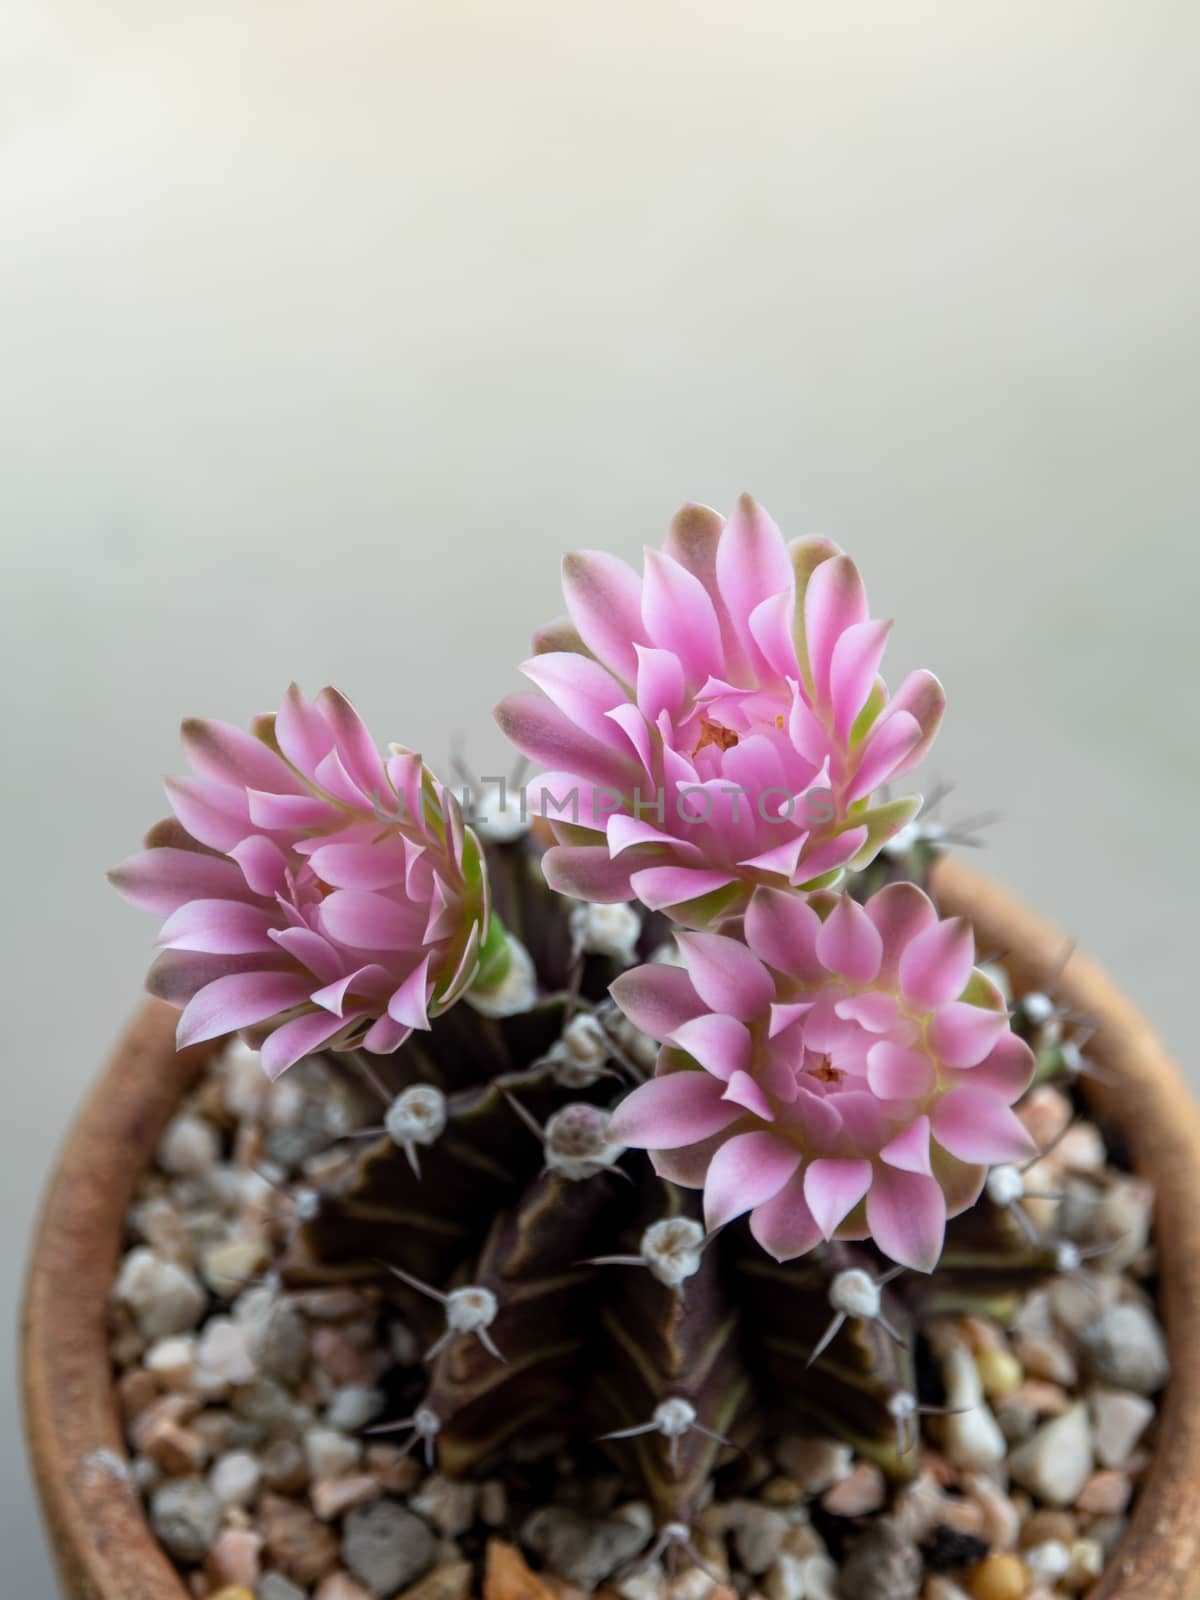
[21,858,1200,1599]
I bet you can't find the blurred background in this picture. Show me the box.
[3,1,1198,1590]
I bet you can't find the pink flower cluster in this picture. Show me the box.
[496,497,943,922]
[607,883,1035,1271]
[111,685,489,1078]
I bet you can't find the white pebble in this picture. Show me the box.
[158,1114,220,1177]
[144,1335,196,1390]
[114,1248,207,1340]
[210,1449,262,1508]
[304,1425,361,1480]
[940,1342,1007,1469]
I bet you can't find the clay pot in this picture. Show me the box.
[21,859,1200,1598]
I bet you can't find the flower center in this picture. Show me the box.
[807,1053,845,1086]
[692,717,740,757]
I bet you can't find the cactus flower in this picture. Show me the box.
[496,497,944,922]
[607,882,1035,1271]
[110,684,493,1076]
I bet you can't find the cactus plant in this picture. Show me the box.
[110,495,1091,1561]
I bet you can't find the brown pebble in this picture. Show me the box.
[128,1392,201,1453]
[1075,1468,1131,1515]
[821,1460,887,1516]
[397,1561,474,1600]
[207,1590,255,1600]
[141,1417,209,1477]
[484,1539,556,1600]
[261,1437,310,1493]
[759,1475,805,1506]
[968,1553,1027,1600]
[310,1473,383,1521]
[259,1491,341,1586]
[1005,1381,1068,1417]
[119,1367,161,1422]
[205,1527,262,1590]
[1019,1510,1077,1548]
[366,1443,423,1494]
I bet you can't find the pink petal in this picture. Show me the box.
[164,775,252,853]
[109,847,250,915]
[181,717,305,794]
[494,693,638,793]
[608,1071,743,1149]
[675,930,775,1020]
[866,1041,936,1101]
[246,789,336,830]
[610,963,706,1040]
[814,895,883,983]
[634,645,686,726]
[722,1069,775,1119]
[932,1087,1037,1164]
[744,888,824,979]
[608,814,703,861]
[542,845,637,903]
[561,549,647,684]
[274,682,335,776]
[269,926,345,984]
[884,670,946,780]
[520,652,627,744]
[866,1165,947,1272]
[804,554,868,703]
[803,1157,873,1238]
[704,1131,801,1230]
[158,898,279,955]
[229,835,290,898]
[795,826,870,884]
[667,1014,752,1082]
[835,993,899,1032]
[318,889,425,952]
[929,1002,1010,1069]
[943,1031,1035,1100]
[260,1009,353,1079]
[866,882,939,984]
[641,548,724,686]
[747,590,800,680]
[749,1169,823,1261]
[628,865,734,910]
[388,955,433,1031]
[715,496,793,651]
[829,618,892,740]
[360,1013,413,1053]
[845,711,922,805]
[177,971,313,1048]
[898,915,975,1011]
[768,1000,814,1038]
[306,841,410,891]
[315,687,389,802]
[880,1115,932,1176]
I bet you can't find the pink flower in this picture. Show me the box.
[110,685,490,1078]
[495,497,943,922]
[606,883,1035,1271]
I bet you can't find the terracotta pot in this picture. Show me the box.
[21,859,1200,1598]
